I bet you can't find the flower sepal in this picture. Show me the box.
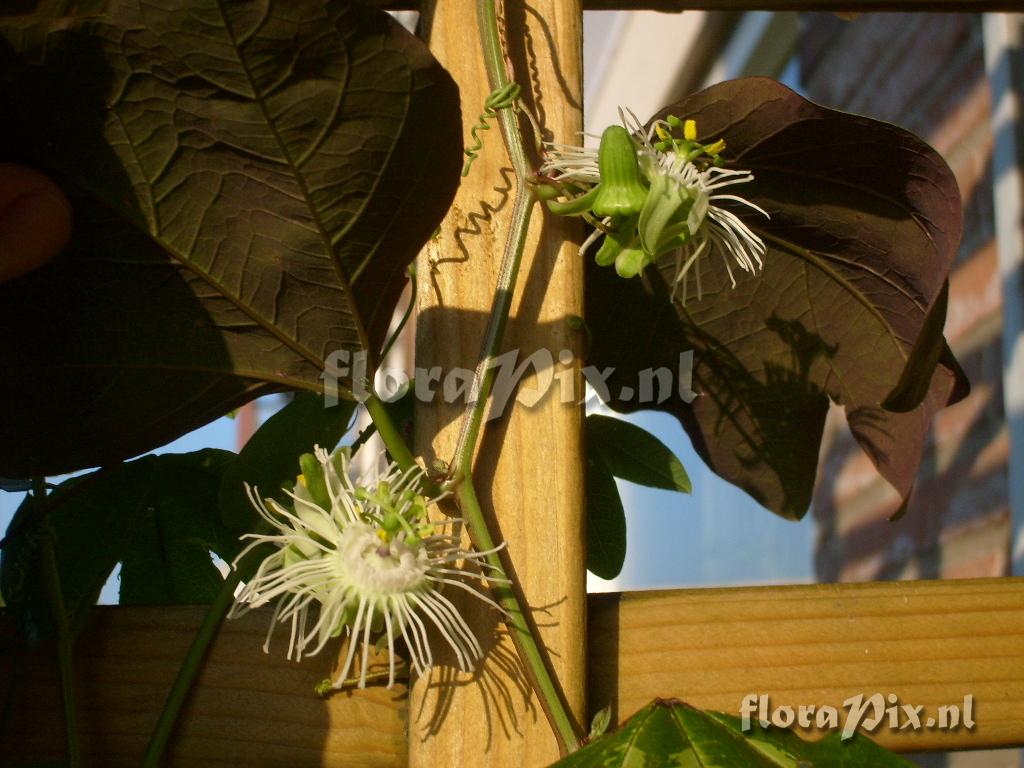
[637,171,696,256]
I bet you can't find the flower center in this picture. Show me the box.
[335,522,429,596]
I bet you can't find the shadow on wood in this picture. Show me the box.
[3,578,1022,764]
[0,606,406,767]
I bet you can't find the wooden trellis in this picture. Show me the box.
[2,579,1022,764]
[2,1,1023,766]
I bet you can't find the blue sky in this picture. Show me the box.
[0,413,238,604]
[587,406,815,592]
[2,398,816,604]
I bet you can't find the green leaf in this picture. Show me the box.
[0,449,237,637]
[118,451,240,605]
[218,392,356,533]
[587,414,691,493]
[552,699,914,767]
[587,78,967,519]
[0,0,461,477]
[585,439,627,580]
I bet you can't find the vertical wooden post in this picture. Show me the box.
[412,1,585,764]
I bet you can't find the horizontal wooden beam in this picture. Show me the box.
[374,2,1024,11]
[0,607,407,767]
[2,577,1021,764]
[590,577,1024,753]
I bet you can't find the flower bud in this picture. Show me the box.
[614,246,652,278]
[590,125,648,217]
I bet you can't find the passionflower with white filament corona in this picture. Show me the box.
[230,446,504,690]
[539,109,768,303]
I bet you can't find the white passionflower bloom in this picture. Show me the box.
[230,446,504,691]
[539,108,768,303]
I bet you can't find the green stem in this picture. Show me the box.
[451,0,536,471]
[360,1,583,752]
[451,0,536,469]
[36,479,80,768]
[456,479,581,755]
[141,568,241,768]
[364,393,416,473]
[364,390,583,753]
[476,1,531,178]
[451,192,533,470]
[443,0,584,755]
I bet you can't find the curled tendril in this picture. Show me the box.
[462,82,522,177]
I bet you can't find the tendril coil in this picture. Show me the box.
[462,82,522,177]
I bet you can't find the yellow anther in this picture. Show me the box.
[297,474,307,488]
[655,124,671,141]
[705,138,726,155]
[684,120,698,141]
[377,529,390,543]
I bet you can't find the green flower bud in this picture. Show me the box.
[593,216,639,267]
[614,246,652,279]
[545,126,648,218]
[590,125,648,217]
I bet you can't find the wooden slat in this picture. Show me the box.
[410,0,586,765]
[3,579,1022,764]
[375,2,1024,11]
[590,577,1024,752]
[0,606,407,767]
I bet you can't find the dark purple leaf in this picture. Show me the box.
[587,78,967,519]
[0,0,461,476]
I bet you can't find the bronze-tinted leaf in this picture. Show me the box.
[587,78,967,519]
[0,0,461,476]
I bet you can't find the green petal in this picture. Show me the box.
[687,189,709,235]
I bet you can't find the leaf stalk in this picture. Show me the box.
[141,569,242,768]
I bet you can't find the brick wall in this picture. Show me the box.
[802,13,1011,582]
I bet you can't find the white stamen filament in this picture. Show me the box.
[230,446,501,690]
[540,107,769,304]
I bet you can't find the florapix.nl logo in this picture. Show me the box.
[322,347,698,417]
